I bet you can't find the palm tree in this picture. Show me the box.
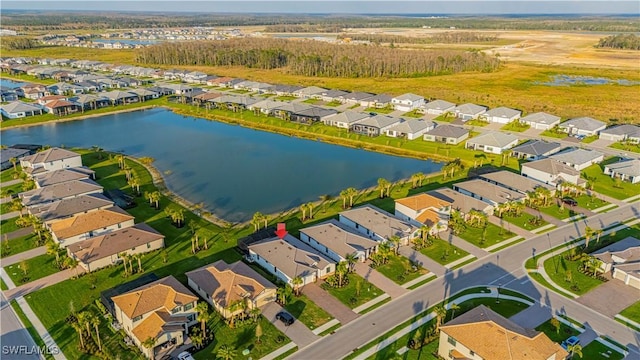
[336,261,348,287]
[65,256,79,278]
[449,303,460,320]
[77,311,92,341]
[434,304,447,332]
[306,202,314,219]
[340,189,349,209]
[585,256,602,278]
[346,187,358,207]
[47,240,62,267]
[255,322,263,344]
[584,226,594,249]
[196,302,211,339]
[389,235,401,255]
[276,286,290,305]
[249,307,262,323]
[128,177,140,195]
[116,154,125,169]
[377,178,390,198]
[300,204,307,221]
[190,331,204,350]
[319,194,333,213]
[119,252,129,276]
[135,253,143,273]
[10,199,24,218]
[567,343,583,359]
[71,321,85,349]
[90,314,102,351]
[345,253,358,273]
[292,276,304,296]
[150,191,161,209]
[252,212,264,232]
[216,345,237,360]
[142,336,157,360]
[9,157,18,172]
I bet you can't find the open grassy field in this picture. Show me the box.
[3,45,639,123]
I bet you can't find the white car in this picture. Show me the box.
[177,352,195,360]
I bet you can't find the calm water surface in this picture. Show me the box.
[2,108,441,221]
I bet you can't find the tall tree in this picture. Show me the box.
[434,304,447,332]
[255,322,263,344]
[196,302,211,339]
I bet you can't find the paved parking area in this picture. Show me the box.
[576,278,640,318]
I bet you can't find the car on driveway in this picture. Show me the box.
[177,351,195,360]
[276,311,295,326]
[561,336,580,350]
[562,197,578,206]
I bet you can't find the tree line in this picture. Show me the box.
[135,38,500,78]
[2,37,40,50]
[338,32,499,44]
[596,34,640,50]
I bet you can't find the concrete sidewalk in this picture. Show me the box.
[0,179,23,187]
[2,245,45,267]
[1,211,20,221]
[354,262,407,299]
[440,230,488,259]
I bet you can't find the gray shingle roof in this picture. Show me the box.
[605,159,640,177]
[393,93,424,102]
[453,103,487,115]
[519,112,561,125]
[550,148,603,166]
[300,219,378,257]
[559,117,606,132]
[356,114,402,129]
[387,119,434,134]
[521,158,579,176]
[423,99,455,112]
[511,140,562,157]
[1,101,43,114]
[466,132,519,148]
[30,193,114,222]
[425,125,469,138]
[484,106,521,119]
[600,124,640,138]
[340,204,416,239]
[325,111,371,124]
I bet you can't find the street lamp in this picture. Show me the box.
[496,283,501,304]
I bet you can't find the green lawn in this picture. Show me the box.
[402,110,424,118]
[434,113,456,123]
[582,157,640,200]
[501,121,530,132]
[464,119,489,127]
[420,238,470,265]
[540,129,568,139]
[364,107,394,114]
[0,201,14,215]
[230,89,251,94]
[581,135,599,144]
[544,254,605,295]
[5,253,61,285]
[582,341,624,360]
[538,203,579,220]
[535,318,580,343]
[1,217,22,234]
[326,100,342,107]
[10,300,56,360]
[193,315,291,360]
[1,167,21,182]
[1,182,24,197]
[609,141,640,154]
[457,222,516,249]
[375,254,429,285]
[573,194,610,210]
[619,301,640,323]
[285,294,333,330]
[500,212,549,231]
[302,98,321,104]
[324,273,384,309]
[0,277,7,290]
[274,95,297,101]
[1,234,39,259]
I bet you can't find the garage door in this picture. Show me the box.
[613,269,626,281]
[628,276,640,289]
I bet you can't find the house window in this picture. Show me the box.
[447,336,456,346]
[131,247,135,251]
[147,243,151,249]
[187,314,196,322]
[132,315,142,323]
[118,223,122,229]
[469,350,475,356]
[184,303,194,311]
[171,307,180,314]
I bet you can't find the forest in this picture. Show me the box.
[596,34,640,50]
[338,32,499,45]
[135,38,501,78]
[1,37,39,50]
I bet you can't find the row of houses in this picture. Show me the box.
[16,147,166,272]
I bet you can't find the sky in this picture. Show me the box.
[2,1,639,15]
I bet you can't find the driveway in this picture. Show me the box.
[302,282,359,324]
[353,261,407,299]
[576,278,640,318]
[261,302,319,348]
[398,246,446,277]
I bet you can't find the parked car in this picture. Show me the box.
[562,197,578,206]
[276,311,295,326]
[176,351,195,360]
[561,336,580,350]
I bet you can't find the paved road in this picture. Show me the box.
[0,293,43,360]
[290,203,640,360]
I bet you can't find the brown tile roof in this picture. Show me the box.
[68,223,164,265]
[111,276,198,319]
[131,310,188,342]
[415,209,440,227]
[441,305,568,360]
[193,92,222,101]
[49,206,133,240]
[45,99,76,108]
[186,260,275,308]
[396,193,451,211]
[39,95,67,102]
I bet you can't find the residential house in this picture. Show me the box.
[453,179,525,206]
[247,234,335,287]
[323,111,370,129]
[351,114,402,137]
[22,84,48,100]
[604,158,640,184]
[33,167,95,188]
[46,82,84,96]
[391,93,425,112]
[337,91,375,105]
[129,88,160,101]
[558,117,607,136]
[593,237,640,289]
[101,90,139,106]
[147,86,175,96]
[269,84,304,97]
[478,171,555,196]
[549,148,604,171]
[29,193,114,223]
[162,83,194,95]
[465,132,519,154]
[192,92,222,107]
[71,94,110,111]
[111,276,198,359]
[511,140,562,160]
[0,148,31,171]
[68,223,165,272]
[438,305,568,360]
[37,95,67,106]
[293,86,327,99]
[360,94,393,108]
[385,119,436,140]
[521,158,584,187]
[423,125,469,145]
[48,206,135,247]
[319,89,349,103]
[20,147,83,176]
[339,204,419,245]
[0,101,44,119]
[274,103,338,124]
[427,188,494,218]
[186,260,277,320]
[0,89,19,102]
[482,106,521,124]
[247,99,285,116]
[452,103,487,121]
[394,193,452,233]
[599,124,640,143]
[211,95,260,111]
[184,71,208,83]
[299,219,379,263]
[423,99,455,116]
[43,99,80,116]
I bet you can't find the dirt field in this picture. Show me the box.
[336,28,640,69]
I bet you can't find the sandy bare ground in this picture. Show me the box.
[327,28,640,69]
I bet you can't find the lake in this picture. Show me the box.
[1,108,441,221]
[0,78,27,89]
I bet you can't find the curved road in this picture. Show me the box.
[290,203,640,360]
